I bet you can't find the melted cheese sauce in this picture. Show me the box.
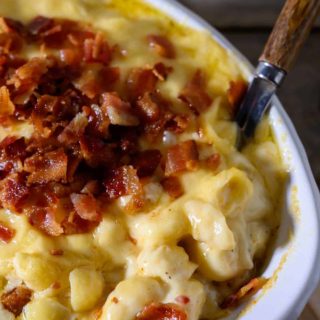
[0,1,286,319]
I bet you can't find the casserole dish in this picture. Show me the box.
[145,0,320,319]
[0,0,319,319]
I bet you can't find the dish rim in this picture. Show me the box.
[143,0,320,319]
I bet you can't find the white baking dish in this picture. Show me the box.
[145,1,320,319]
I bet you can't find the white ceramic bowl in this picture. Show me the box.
[145,1,320,319]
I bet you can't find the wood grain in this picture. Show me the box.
[180,0,320,28]
[260,0,320,71]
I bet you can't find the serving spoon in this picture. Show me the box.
[236,0,320,147]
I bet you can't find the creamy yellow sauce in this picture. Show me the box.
[0,1,286,319]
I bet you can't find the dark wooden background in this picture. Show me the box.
[179,1,320,319]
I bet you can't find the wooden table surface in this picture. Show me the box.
[179,1,320,319]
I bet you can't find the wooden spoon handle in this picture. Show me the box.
[259,0,320,72]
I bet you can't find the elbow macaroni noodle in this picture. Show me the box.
[0,0,286,319]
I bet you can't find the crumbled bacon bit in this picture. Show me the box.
[132,149,162,178]
[83,32,111,64]
[152,62,173,81]
[136,302,187,320]
[59,48,81,65]
[175,295,190,305]
[204,153,221,171]
[1,286,32,316]
[0,173,29,212]
[0,86,15,116]
[166,115,189,134]
[57,112,88,144]
[27,16,54,36]
[165,140,199,176]
[0,160,15,179]
[227,80,247,116]
[27,207,63,237]
[127,67,158,101]
[74,66,120,99]
[79,135,115,168]
[81,180,100,195]
[220,277,268,309]
[121,194,145,214]
[70,193,101,222]
[136,92,173,139]
[62,210,97,235]
[0,221,15,243]
[66,155,81,182]
[104,166,142,200]
[136,92,161,123]
[84,104,107,136]
[161,176,184,199]
[102,92,139,126]
[0,137,27,159]
[7,57,48,89]
[0,32,24,54]
[0,17,26,35]
[179,70,212,114]
[24,148,68,184]
[147,34,176,59]
[144,112,174,141]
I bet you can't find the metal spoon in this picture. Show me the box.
[236,0,320,148]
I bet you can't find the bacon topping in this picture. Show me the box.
[204,153,221,171]
[1,285,32,316]
[147,35,176,59]
[70,193,101,222]
[0,173,29,212]
[136,92,161,123]
[104,166,142,200]
[57,112,88,144]
[152,62,173,81]
[161,176,184,199]
[0,15,218,237]
[74,66,120,99]
[165,140,199,176]
[166,115,189,134]
[136,302,187,320]
[0,17,26,35]
[0,221,15,243]
[27,16,54,36]
[132,149,162,178]
[102,92,139,126]
[62,210,98,235]
[220,277,268,309]
[24,148,68,184]
[8,57,48,89]
[27,207,63,237]
[179,70,212,114]
[0,86,15,116]
[227,80,247,116]
[86,104,110,138]
[127,67,158,101]
[0,136,27,159]
[83,32,111,64]
[79,135,115,168]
